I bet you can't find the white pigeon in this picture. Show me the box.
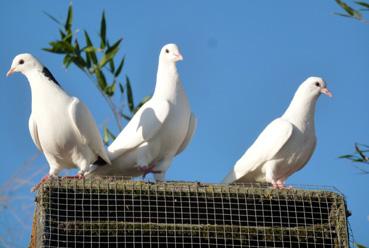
[223,77,332,188]
[87,43,196,181]
[7,53,111,190]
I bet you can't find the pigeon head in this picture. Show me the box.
[6,53,42,77]
[299,76,332,98]
[160,44,183,63]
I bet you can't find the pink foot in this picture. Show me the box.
[64,174,84,179]
[31,175,50,192]
[272,180,290,189]
[276,180,292,189]
[139,164,161,178]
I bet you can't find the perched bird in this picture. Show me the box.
[223,77,332,188]
[87,43,196,181]
[7,53,110,191]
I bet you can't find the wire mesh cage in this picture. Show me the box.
[30,178,349,248]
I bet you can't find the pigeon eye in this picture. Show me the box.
[165,49,169,53]
[315,82,320,87]
[19,59,24,65]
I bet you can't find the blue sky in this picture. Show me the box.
[0,1,368,246]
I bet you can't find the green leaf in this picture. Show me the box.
[43,11,62,26]
[65,4,73,34]
[355,144,368,161]
[336,0,363,19]
[44,40,75,54]
[114,56,125,77]
[95,68,107,90]
[84,46,97,53]
[338,154,354,159]
[109,59,115,73]
[334,12,355,18]
[63,55,73,68]
[84,31,98,64]
[99,38,122,68]
[59,29,66,40]
[71,55,87,70]
[126,76,135,113]
[355,1,369,9]
[103,126,116,145]
[100,11,106,49]
[133,95,151,114]
[355,243,367,248]
[42,47,64,54]
[62,32,73,43]
[85,51,91,68]
[119,82,124,94]
[120,112,132,121]
[74,39,80,52]
[104,81,116,97]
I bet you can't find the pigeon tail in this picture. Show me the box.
[93,156,109,166]
[222,170,237,184]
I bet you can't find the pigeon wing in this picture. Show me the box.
[176,112,197,155]
[224,118,293,183]
[108,99,170,158]
[28,114,43,151]
[68,97,111,164]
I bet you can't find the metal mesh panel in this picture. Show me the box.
[31,178,349,248]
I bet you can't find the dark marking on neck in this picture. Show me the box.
[93,156,108,166]
[42,67,61,86]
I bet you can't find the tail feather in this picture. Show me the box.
[93,156,109,166]
[222,170,237,184]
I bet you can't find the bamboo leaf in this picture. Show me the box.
[84,31,98,64]
[109,59,115,73]
[99,38,122,68]
[119,82,124,94]
[355,242,368,248]
[65,4,73,34]
[44,40,75,54]
[71,55,87,70]
[100,11,106,49]
[133,95,151,114]
[334,12,354,18]
[59,29,66,40]
[103,127,116,145]
[104,81,116,97]
[62,32,73,43]
[43,11,62,26]
[114,56,125,77]
[63,55,73,68]
[355,1,369,9]
[85,51,91,68]
[335,0,363,19]
[126,76,135,113]
[95,68,107,90]
[338,154,354,159]
[120,112,132,121]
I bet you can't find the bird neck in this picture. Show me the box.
[152,61,182,102]
[24,69,69,110]
[282,92,318,131]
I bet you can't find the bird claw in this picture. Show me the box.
[272,181,291,189]
[64,174,85,179]
[139,164,161,179]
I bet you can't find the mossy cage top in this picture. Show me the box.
[30,178,349,248]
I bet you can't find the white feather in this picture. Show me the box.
[223,77,330,187]
[8,53,110,177]
[87,44,196,181]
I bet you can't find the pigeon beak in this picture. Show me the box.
[6,67,15,77]
[174,53,183,61]
[320,87,333,97]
